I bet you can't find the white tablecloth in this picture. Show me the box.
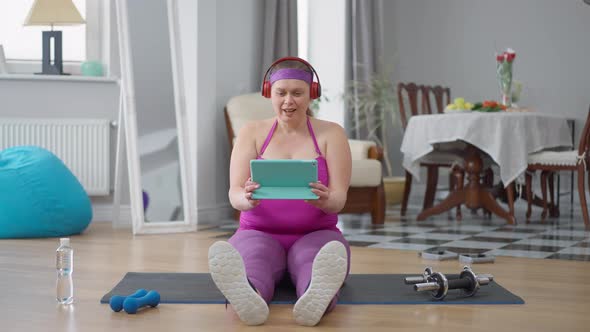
[400,112,572,185]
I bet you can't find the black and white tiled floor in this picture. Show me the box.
[208,199,590,262]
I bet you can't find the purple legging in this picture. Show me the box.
[228,229,351,312]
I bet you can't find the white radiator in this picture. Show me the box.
[0,118,111,196]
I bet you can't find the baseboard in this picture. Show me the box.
[91,202,234,229]
[92,203,132,228]
[196,203,234,228]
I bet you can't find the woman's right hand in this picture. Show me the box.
[242,177,261,210]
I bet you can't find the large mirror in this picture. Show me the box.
[115,0,195,234]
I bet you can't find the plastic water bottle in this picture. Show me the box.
[56,238,74,304]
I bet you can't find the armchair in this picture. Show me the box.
[224,93,385,224]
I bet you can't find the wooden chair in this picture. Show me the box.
[224,93,386,224]
[398,82,464,219]
[525,105,590,227]
[426,85,451,114]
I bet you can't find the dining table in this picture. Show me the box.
[400,111,572,223]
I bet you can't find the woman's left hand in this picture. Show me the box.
[305,181,332,211]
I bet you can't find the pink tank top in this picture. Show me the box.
[239,117,339,235]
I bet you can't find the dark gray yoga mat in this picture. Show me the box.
[101,273,524,305]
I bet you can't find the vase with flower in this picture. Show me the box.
[496,48,516,106]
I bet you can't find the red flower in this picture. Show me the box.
[496,48,516,63]
[483,100,497,107]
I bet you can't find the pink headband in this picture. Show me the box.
[269,68,313,85]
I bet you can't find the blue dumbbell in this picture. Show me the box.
[109,289,148,312]
[123,290,161,314]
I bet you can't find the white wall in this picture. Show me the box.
[0,79,119,119]
[188,0,264,225]
[383,0,590,176]
[307,0,346,127]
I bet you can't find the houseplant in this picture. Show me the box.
[309,92,329,115]
[343,71,404,205]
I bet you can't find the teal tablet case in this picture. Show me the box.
[250,159,319,200]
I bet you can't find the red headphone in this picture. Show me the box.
[261,56,322,99]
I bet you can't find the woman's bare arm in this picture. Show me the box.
[308,123,352,213]
[228,121,261,211]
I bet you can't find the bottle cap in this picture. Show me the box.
[60,238,70,246]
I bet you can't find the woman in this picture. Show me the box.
[208,57,352,326]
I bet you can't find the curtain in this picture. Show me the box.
[346,0,385,139]
[261,0,298,78]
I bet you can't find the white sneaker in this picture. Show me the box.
[293,241,348,326]
[208,241,269,326]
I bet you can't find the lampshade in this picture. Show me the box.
[24,0,85,26]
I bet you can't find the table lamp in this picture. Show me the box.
[24,0,85,75]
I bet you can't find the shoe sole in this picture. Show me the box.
[293,241,348,326]
[208,241,269,326]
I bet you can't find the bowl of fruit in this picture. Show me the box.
[471,100,507,113]
[444,98,474,113]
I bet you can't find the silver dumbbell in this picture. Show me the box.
[404,267,435,285]
[404,266,493,285]
[413,266,494,300]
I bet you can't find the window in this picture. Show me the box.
[0,0,86,61]
[0,0,105,74]
[297,0,309,61]
[297,0,346,127]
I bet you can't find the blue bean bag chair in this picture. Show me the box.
[0,146,92,238]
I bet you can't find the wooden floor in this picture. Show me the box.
[1,222,589,332]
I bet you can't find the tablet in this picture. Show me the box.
[250,159,319,200]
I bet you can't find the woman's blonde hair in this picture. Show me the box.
[269,60,314,116]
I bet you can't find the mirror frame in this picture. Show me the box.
[115,0,196,234]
